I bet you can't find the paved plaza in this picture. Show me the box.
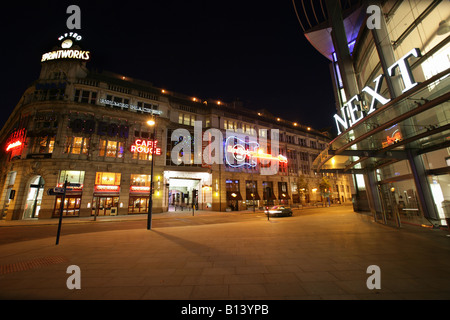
[0,205,449,301]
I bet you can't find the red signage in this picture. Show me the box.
[130,186,150,192]
[226,145,288,163]
[130,139,161,155]
[6,140,22,152]
[5,128,26,156]
[94,185,120,192]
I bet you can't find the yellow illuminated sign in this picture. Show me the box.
[41,49,90,62]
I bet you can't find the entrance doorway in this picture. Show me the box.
[92,196,119,216]
[168,178,200,211]
[23,176,45,219]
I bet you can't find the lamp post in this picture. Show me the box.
[147,117,156,230]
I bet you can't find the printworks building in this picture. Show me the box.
[295,0,450,227]
[0,32,352,220]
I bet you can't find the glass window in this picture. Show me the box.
[226,179,239,191]
[95,172,121,185]
[130,174,151,186]
[184,114,190,126]
[32,136,55,154]
[99,139,106,157]
[118,142,124,158]
[53,196,81,217]
[106,140,117,157]
[58,170,85,185]
[72,137,83,154]
[99,139,124,158]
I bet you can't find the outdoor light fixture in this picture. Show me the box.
[147,117,157,230]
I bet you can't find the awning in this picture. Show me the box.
[226,191,243,200]
[245,190,261,200]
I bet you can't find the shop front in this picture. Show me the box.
[53,170,84,217]
[164,170,212,211]
[245,180,260,209]
[92,172,121,216]
[128,174,151,214]
[314,70,450,228]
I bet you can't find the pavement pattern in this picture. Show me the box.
[1,205,449,301]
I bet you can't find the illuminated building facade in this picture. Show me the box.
[0,33,352,220]
[296,0,450,227]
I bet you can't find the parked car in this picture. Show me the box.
[264,205,293,217]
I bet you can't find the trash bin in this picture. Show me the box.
[441,200,450,230]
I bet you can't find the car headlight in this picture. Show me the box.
[268,210,282,214]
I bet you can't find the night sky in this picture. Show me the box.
[1,1,336,133]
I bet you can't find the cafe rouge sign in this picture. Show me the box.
[333,48,423,135]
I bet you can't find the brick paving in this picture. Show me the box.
[0,205,449,300]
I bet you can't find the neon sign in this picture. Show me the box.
[130,139,162,155]
[225,136,288,168]
[5,128,26,157]
[6,140,22,152]
[41,49,90,62]
[382,125,402,148]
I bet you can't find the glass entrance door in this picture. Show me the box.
[23,176,44,219]
[92,196,119,216]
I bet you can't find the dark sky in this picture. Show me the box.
[1,1,336,133]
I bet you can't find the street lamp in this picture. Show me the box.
[147,117,157,230]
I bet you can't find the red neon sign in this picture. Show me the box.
[5,128,26,153]
[226,145,288,163]
[6,140,22,152]
[130,139,161,155]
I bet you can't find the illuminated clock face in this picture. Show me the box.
[61,39,73,49]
